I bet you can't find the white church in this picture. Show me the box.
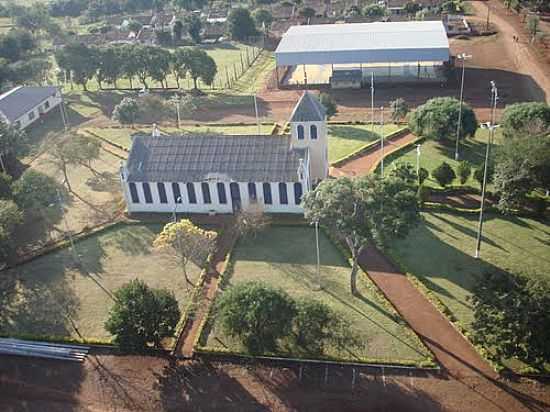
[120,92,328,215]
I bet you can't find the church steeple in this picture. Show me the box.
[289,92,328,183]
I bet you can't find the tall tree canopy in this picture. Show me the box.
[408,97,477,141]
[173,47,217,90]
[228,8,257,41]
[500,102,550,139]
[303,174,418,295]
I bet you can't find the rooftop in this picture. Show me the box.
[0,86,59,123]
[275,21,450,66]
[126,134,306,183]
[290,92,326,122]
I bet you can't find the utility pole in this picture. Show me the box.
[380,106,385,178]
[314,219,321,291]
[416,144,421,182]
[455,53,472,161]
[57,189,79,266]
[371,72,375,132]
[172,196,182,223]
[475,81,498,259]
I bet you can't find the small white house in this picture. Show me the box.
[120,92,328,215]
[0,86,63,130]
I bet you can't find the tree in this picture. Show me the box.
[216,281,296,354]
[105,279,180,351]
[172,0,207,11]
[0,120,27,174]
[112,97,139,126]
[172,19,183,42]
[526,15,540,42]
[153,219,217,287]
[418,167,429,185]
[55,42,98,91]
[431,162,456,187]
[473,162,494,187]
[234,203,270,239]
[0,199,22,259]
[147,47,171,88]
[228,8,257,41]
[15,4,52,35]
[184,14,201,44]
[96,46,124,88]
[390,98,409,123]
[471,271,550,370]
[303,175,418,295]
[126,19,142,34]
[389,163,418,187]
[252,9,272,29]
[500,102,550,139]
[12,169,58,210]
[408,97,477,142]
[319,93,337,119]
[404,1,422,15]
[176,47,217,90]
[363,3,386,17]
[0,172,12,199]
[299,7,315,18]
[120,44,140,89]
[8,57,51,86]
[456,160,472,185]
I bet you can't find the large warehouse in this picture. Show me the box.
[275,21,451,88]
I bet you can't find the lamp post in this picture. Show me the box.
[371,72,375,132]
[314,219,322,291]
[170,95,181,129]
[474,81,499,259]
[172,196,182,223]
[57,189,79,266]
[416,143,421,181]
[380,106,385,178]
[454,53,472,161]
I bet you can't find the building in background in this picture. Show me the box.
[0,86,62,130]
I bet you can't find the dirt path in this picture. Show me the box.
[330,132,418,177]
[173,218,235,358]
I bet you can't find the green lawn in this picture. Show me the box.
[384,128,504,188]
[390,211,550,370]
[199,226,432,365]
[328,124,403,163]
[2,223,201,342]
[84,124,275,149]
[231,51,276,95]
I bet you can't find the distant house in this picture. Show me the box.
[0,86,62,130]
[120,92,328,215]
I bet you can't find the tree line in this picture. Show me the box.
[55,42,217,91]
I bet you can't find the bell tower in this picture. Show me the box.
[289,92,328,183]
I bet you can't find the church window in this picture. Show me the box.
[172,183,182,203]
[263,183,272,204]
[248,182,257,202]
[294,182,303,205]
[297,125,304,140]
[129,182,139,203]
[279,183,288,205]
[157,183,167,203]
[202,183,211,204]
[310,124,318,139]
[187,183,197,204]
[143,182,153,204]
[217,183,227,204]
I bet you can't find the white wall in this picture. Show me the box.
[14,94,63,130]
[290,120,328,183]
[124,180,305,215]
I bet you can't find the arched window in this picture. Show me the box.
[142,182,153,204]
[129,182,139,203]
[186,182,196,204]
[157,182,167,204]
[172,183,182,203]
[263,183,272,205]
[310,124,318,140]
[278,182,288,205]
[248,182,257,202]
[294,182,303,205]
[201,183,211,204]
[297,124,304,140]
[217,183,227,204]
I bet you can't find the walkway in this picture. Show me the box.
[358,245,496,378]
[330,132,418,178]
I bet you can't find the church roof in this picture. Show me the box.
[126,134,306,183]
[290,92,326,122]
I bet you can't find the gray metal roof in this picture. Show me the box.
[290,92,326,122]
[275,21,450,66]
[0,86,59,123]
[126,134,306,183]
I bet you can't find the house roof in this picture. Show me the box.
[275,21,450,66]
[0,86,59,123]
[290,92,326,122]
[126,134,306,183]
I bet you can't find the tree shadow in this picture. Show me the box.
[86,171,120,193]
[0,356,85,412]
[66,90,126,118]
[328,125,381,143]
[104,224,158,256]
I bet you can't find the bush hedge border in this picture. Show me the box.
[193,223,437,368]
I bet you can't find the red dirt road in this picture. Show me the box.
[330,132,418,177]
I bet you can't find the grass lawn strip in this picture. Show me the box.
[198,226,433,365]
[390,211,550,372]
[1,223,202,343]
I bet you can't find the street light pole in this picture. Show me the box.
[172,196,182,222]
[380,106,385,178]
[454,53,472,161]
[314,219,321,291]
[371,72,375,132]
[475,81,498,259]
[416,144,421,181]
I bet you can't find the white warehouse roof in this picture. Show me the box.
[275,21,450,66]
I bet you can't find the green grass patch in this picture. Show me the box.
[328,124,403,163]
[84,123,275,150]
[390,211,550,371]
[231,51,276,95]
[1,223,201,342]
[199,226,432,365]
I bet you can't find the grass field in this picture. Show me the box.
[2,223,201,341]
[328,124,403,163]
[199,226,432,365]
[384,128,504,188]
[84,124,275,149]
[390,211,550,369]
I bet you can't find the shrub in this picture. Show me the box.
[473,163,494,187]
[12,170,59,210]
[319,93,337,119]
[112,97,139,125]
[456,160,472,185]
[500,102,550,139]
[418,167,429,185]
[292,298,336,355]
[417,185,431,205]
[431,162,456,187]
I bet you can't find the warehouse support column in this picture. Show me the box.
[276,66,280,88]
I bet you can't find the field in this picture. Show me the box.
[327,123,403,163]
[390,211,550,369]
[198,226,432,365]
[1,223,201,341]
[384,128,503,188]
